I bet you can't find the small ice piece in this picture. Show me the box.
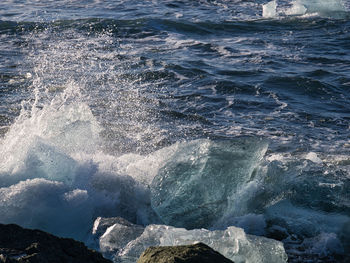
[98,218,144,257]
[285,1,307,16]
[92,217,130,237]
[263,1,277,18]
[99,223,288,263]
[305,152,322,164]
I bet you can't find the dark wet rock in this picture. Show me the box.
[137,242,234,263]
[0,223,112,263]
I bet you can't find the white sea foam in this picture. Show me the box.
[0,178,94,239]
[266,200,350,239]
[0,40,158,238]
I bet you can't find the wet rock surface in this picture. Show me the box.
[137,242,234,263]
[0,223,112,263]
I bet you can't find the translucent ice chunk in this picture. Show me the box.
[285,0,347,18]
[285,1,307,16]
[100,223,287,263]
[263,1,277,18]
[305,152,322,164]
[151,138,268,229]
[297,0,345,14]
[98,218,145,258]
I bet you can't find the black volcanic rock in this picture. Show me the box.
[137,242,234,263]
[0,223,112,263]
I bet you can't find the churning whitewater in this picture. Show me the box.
[0,0,349,262]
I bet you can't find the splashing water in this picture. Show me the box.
[0,28,164,240]
[1,1,350,262]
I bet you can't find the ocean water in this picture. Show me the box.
[0,0,349,262]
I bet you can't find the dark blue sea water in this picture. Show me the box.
[0,0,349,262]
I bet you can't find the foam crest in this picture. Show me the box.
[0,27,161,239]
[0,178,92,239]
[0,96,100,185]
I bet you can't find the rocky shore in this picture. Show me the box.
[0,223,237,263]
[0,223,112,263]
